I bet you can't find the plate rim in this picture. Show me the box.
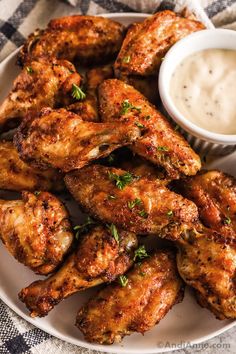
[0,11,235,354]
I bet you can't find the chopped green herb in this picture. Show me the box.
[26,66,33,74]
[74,216,95,239]
[107,153,115,164]
[71,83,86,101]
[34,191,41,196]
[107,223,119,243]
[224,216,231,225]
[134,245,149,261]
[120,99,141,115]
[174,124,180,131]
[108,195,116,200]
[135,122,145,129]
[167,210,173,217]
[157,146,169,152]
[123,56,131,63]
[128,198,142,209]
[138,210,149,219]
[118,275,128,287]
[108,171,133,190]
[145,115,151,120]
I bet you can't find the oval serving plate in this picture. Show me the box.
[0,12,235,354]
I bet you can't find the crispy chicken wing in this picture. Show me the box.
[0,191,73,275]
[99,79,201,178]
[14,108,140,172]
[19,225,138,317]
[176,226,236,319]
[0,58,81,132]
[18,16,125,66]
[176,170,236,239]
[64,165,199,240]
[0,141,63,192]
[76,249,184,344]
[114,10,204,77]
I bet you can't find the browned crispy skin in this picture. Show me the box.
[114,10,205,77]
[76,249,184,344]
[0,58,81,132]
[177,170,236,239]
[18,16,125,66]
[0,191,73,275]
[64,165,199,240]
[123,74,160,104]
[0,141,64,192]
[176,226,236,319]
[99,79,201,178]
[14,108,141,173]
[67,65,114,122]
[19,226,138,317]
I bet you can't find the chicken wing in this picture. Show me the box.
[0,58,81,132]
[176,170,236,239]
[76,249,184,344]
[19,225,138,317]
[0,191,73,275]
[64,165,199,240]
[18,15,125,66]
[14,108,141,172]
[99,79,201,178]
[0,141,63,192]
[176,226,236,319]
[114,10,205,77]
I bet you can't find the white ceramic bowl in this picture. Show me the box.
[159,29,236,156]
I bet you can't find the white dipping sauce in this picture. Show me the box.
[170,49,236,135]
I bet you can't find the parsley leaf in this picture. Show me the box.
[118,275,128,287]
[107,223,119,243]
[123,56,131,63]
[133,245,148,261]
[157,146,169,152]
[74,216,95,239]
[71,84,86,101]
[26,66,33,74]
[34,191,41,196]
[128,198,142,209]
[108,195,116,200]
[120,99,141,115]
[138,210,149,219]
[135,122,145,129]
[167,210,173,217]
[108,171,133,190]
[224,216,231,225]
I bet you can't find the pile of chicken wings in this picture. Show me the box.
[0,10,235,345]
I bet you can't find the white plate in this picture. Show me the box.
[0,12,235,354]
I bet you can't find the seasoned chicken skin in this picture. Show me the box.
[19,226,138,317]
[99,79,201,178]
[0,141,63,192]
[176,226,236,319]
[177,170,236,239]
[18,15,125,66]
[76,249,184,344]
[0,58,81,132]
[14,108,140,172]
[0,191,73,275]
[114,10,205,77]
[65,165,199,240]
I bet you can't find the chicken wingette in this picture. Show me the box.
[65,165,199,240]
[114,10,205,77]
[0,191,73,275]
[99,79,201,178]
[76,249,184,344]
[0,58,81,132]
[14,108,141,172]
[18,15,125,66]
[0,141,63,192]
[19,225,138,317]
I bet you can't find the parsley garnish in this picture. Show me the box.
[134,245,148,261]
[118,275,128,287]
[71,84,86,101]
[107,223,119,243]
[120,99,141,115]
[108,195,116,200]
[123,56,131,63]
[224,216,231,225]
[34,191,41,196]
[128,198,142,209]
[74,216,95,239]
[108,171,133,190]
[157,146,169,152]
[26,66,33,74]
[107,153,115,164]
[144,115,151,120]
[138,210,148,219]
[135,122,145,129]
[167,210,173,217]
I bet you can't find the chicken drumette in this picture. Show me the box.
[65,165,198,240]
[14,108,140,172]
[0,141,63,192]
[0,191,73,274]
[99,79,201,178]
[76,249,184,344]
[18,15,125,66]
[19,225,138,317]
[0,58,81,132]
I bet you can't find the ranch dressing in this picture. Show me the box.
[170,49,236,135]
